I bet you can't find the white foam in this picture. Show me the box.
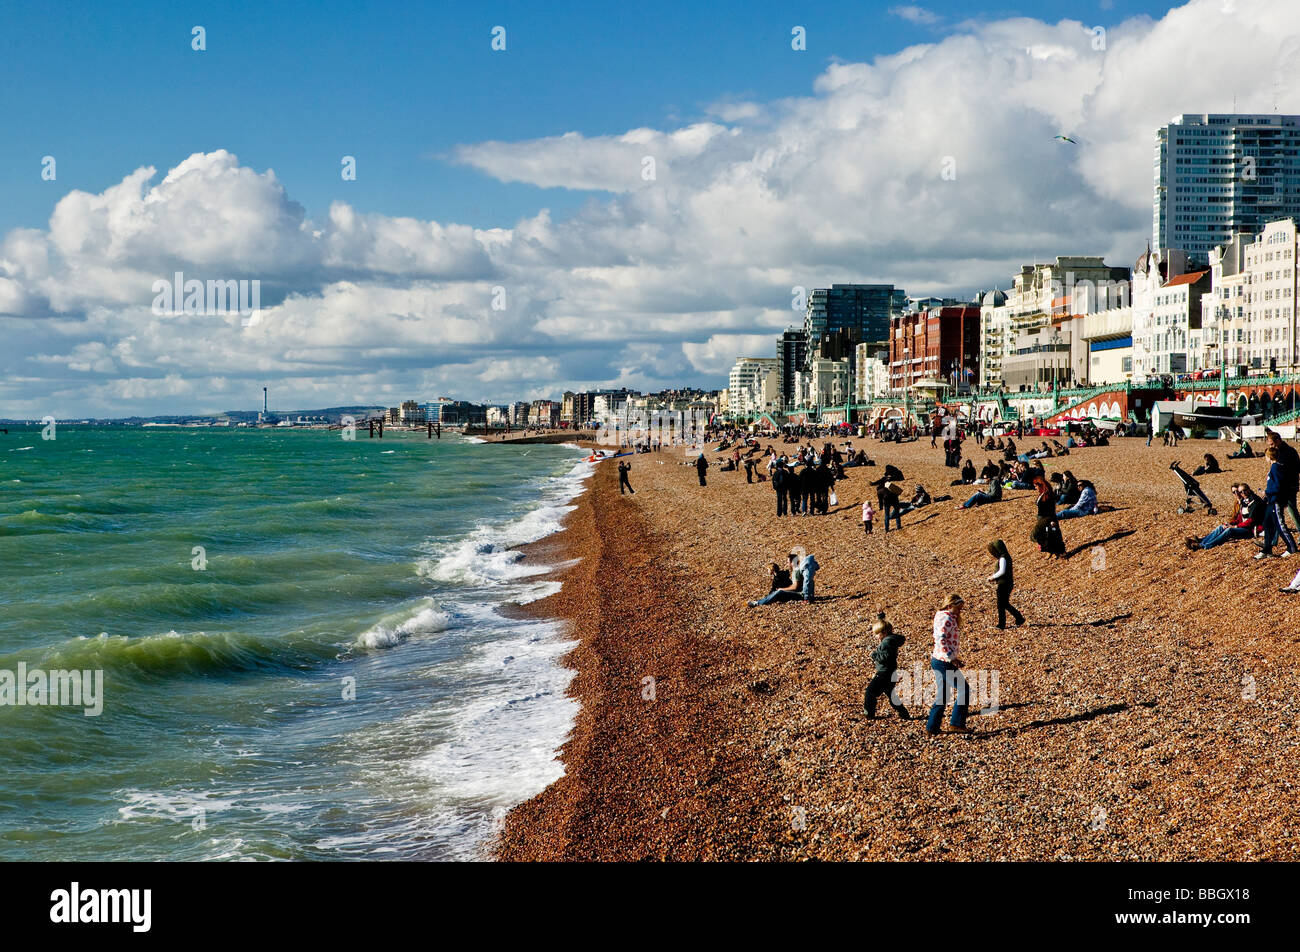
[419,457,593,587]
[401,620,579,858]
[355,599,454,650]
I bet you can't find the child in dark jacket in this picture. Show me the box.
[864,612,911,719]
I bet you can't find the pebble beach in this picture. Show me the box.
[497,436,1300,861]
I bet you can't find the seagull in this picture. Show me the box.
[1054,135,1079,144]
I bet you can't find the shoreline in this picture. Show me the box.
[495,452,793,860]
[494,437,1300,860]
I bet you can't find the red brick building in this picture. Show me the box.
[888,306,981,393]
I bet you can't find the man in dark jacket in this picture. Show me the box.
[814,462,832,514]
[1266,429,1300,532]
[864,613,910,719]
[870,466,905,531]
[772,462,789,516]
[695,453,708,486]
[798,463,817,516]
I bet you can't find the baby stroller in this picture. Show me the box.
[1171,461,1216,515]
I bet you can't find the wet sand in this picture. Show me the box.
[497,438,1300,860]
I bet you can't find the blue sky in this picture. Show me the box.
[0,0,1284,416]
[1,0,1180,234]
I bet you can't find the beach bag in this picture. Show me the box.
[829,491,838,507]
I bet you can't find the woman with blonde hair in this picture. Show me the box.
[926,594,970,735]
[863,612,910,720]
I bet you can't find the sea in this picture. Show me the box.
[0,426,590,860]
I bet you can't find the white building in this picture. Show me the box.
[727,357,781,417]
[807,358,850,408]
[854,343,889,402]
[1243,218,1299,373]
[979,257,1129,391]
[1131,245,1209,379]
[1154,114,1300,264]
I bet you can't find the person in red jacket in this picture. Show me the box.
[1185,484,1263,550]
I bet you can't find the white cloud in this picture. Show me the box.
[3,0,1298,417]
[889,5,942,27]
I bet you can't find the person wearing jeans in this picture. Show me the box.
[959,478,1002,510]
[1057,481,1097,519]
[1188,484,1262,550]
[987,539,1024,628]
[926,594,970,735]
[1258,447,1298,559]
[797,553,819,602]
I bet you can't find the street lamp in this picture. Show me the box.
[1051,329,1062,408]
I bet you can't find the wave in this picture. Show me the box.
[22,628,339,680]
[354,599,455,650]
[418,458,593,586]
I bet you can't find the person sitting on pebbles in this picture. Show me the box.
[748,549,818,606]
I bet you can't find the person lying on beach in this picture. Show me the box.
[1186,484,1262,551]
[864,612,911,720]
[1228,439,1254,459]
[1052,439,1068,456]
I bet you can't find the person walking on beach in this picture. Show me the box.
[862,498,874,535]
[927,594,970,735]
[1031,475,1066,559]
[695,452,709,487]
[864,612,911,720]
[987,539,1024,629]
[617,460,634,494]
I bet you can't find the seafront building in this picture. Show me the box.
[979,257,1130,391]
[528,400,560,427]
[1154,114,1300,264]
[1202,218,1300,374]
[806,357,851,409]
[803,285,907,371]
[854,344,889,403]
[777,328,808,409]
[889,305,981,394]
[727,357,781,417]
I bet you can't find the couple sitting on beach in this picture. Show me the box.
[748,548,820,605]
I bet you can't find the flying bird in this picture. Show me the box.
[1054,135,1078,144]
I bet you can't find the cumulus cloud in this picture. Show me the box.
[2,0,1298,417]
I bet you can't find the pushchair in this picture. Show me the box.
[1171,461,1216,515]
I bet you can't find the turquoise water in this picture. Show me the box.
[0,427,588,860]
